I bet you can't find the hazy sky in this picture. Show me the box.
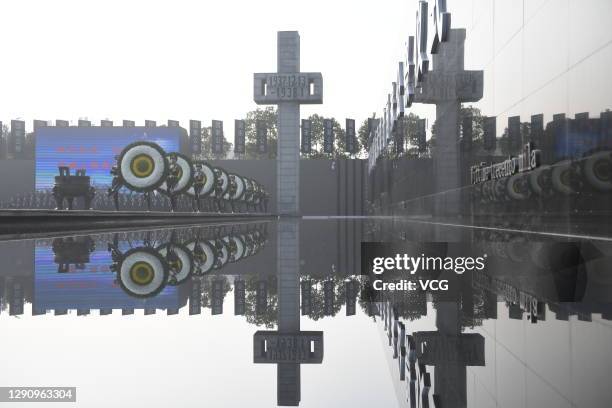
[2,1,610,142]
[0,0,449,137]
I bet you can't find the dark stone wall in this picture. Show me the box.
[207,159,277,212]
[367,157,435,215]
[300,159,366,216]
[210,159,366,216]
[0,239,35,278]
[0,160,35,203]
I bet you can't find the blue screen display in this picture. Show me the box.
[35,127,182,190]
[34,241,180,310]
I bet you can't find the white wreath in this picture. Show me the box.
[121,144,166,189]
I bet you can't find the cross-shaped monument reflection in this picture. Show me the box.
[253,219,323,406]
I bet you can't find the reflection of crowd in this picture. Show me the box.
[0,188,197,212]
[0,187,270,212]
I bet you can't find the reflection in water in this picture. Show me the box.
[253,219,323,406]
[0,219,611,407]
[2,223,269,316]
[367,219,612,408]
[105,226,268,298]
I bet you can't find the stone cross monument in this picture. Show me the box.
[410,28,483,216]
[252,32,323,404]
[254,31,323,216]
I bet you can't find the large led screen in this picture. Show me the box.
[35,127,183,190]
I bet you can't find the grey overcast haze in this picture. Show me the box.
[0,0,447,139]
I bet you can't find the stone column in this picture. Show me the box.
[434,100,460,215]
[277,32,301,215]
[431,29,464,216]
[277,218,300,405]
[277,219,300,332]
[411,28,483,218]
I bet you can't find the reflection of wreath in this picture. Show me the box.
[118,142,169,192]
[157,243,194,285]
[529,165,553,196]
[551,160,578,195]
[186,240,216,275]
[248,232,265,255]
[506,173,529,200]
[493,179,507,201]
[583,150,612,191]
[241,234,253,257]
[117,247,169,298]
[210,239,229,269]
[225,235,245,262]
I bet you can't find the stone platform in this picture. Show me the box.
[0,209,274,240]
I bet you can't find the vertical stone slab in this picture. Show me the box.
[431,29,463,216]
[277,32,301,215]
[277,219,300,333]
[278,363,301,406]
[434,301,467,407]
[434,99,460,215]
[277,218,301,405]
[412,28,483,218]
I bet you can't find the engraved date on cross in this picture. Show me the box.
[254,72,323,104]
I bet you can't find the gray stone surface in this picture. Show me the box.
[253,331,323,364]
[277,32,300,216]
[414,28,483,216]
[253,73,323,104]
[277,219,300,332]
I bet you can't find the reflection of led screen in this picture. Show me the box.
[34,242,179,310]
[35,127,182,190]
[555,130,612,159]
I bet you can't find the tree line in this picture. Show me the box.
[194,107,373,160]
[194,105,498,161]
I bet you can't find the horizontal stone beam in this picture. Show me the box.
[254,72,323,104]
[253,331,324,364]
[414,70,483,104]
